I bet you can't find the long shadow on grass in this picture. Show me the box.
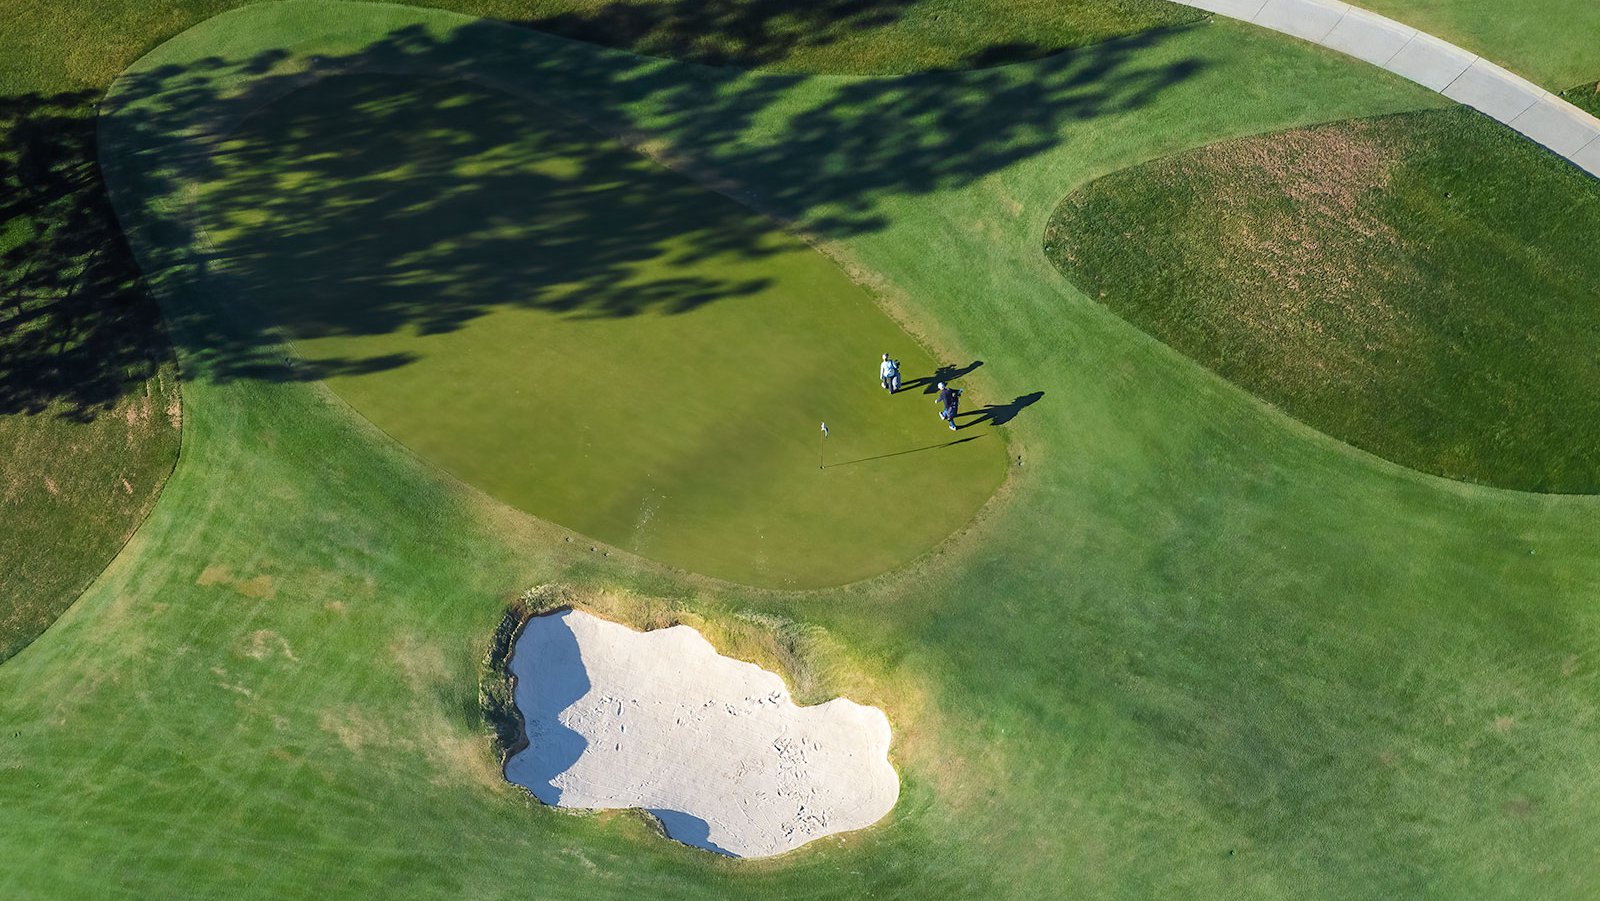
[7,15,1204,409]
[956,390,1044,428]
[824,434,983,467]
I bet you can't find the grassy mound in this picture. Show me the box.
[198,74,1007,588]
[1046,108,1600,493]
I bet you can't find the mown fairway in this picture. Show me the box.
[5,2,1600,900]
[199,73,1007,588]
[1046,108,1600,493]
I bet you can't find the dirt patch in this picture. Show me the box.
[196,564,232,588]
[195,564,277,599]
[390,631,447,690]
[241,629,297,661]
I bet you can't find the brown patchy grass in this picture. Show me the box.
[1046,108,1600,492]
[0,364,180,662]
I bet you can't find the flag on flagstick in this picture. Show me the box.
[820,422,829,437]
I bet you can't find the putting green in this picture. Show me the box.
[197,74,1008,588]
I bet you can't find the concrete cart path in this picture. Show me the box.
[1176,0,1600,177]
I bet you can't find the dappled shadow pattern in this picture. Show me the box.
[201,74,780,348]
[511,0,1201,73]
[524,0,919,70]
[1,91,171,419]
[87,12,1203,394]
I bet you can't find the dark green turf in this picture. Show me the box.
[1046,108,1600,493]
[0,91,180,662]
[1558,80,1600,118]
[198,74,1007,588]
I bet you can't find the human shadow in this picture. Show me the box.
[824,434,981,467]
[956,390,1043,428]
[900,360,984,395]
[649,808,737,857]
[502,609,592,805]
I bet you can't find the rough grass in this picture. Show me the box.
[0,91,181,662]
[0,371,180,662]
[1558,80,1600,118]
[1046,107,1600,493]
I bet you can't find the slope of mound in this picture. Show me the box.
[505,609,898,858]
[198,74,1008,587]
[1046,108,1600,493]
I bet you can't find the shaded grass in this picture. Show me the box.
[1046,107,1600,493]
[2,0,1200,96]
[1558,80,1600,118]
[197,73,1008,588]
[0,92,181,662]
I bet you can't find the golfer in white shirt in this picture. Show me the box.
[879,354,901,393]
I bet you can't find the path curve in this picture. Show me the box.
[1176,0,1600,177]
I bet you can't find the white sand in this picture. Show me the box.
[504,609,898,858]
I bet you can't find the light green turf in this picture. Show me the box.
[196,73,1007,588]
[7,3,1600,900]
[1355,0,1600,90]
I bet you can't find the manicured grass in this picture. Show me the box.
[3,0,1200,95]
[197,73,1006,587]
[1358,0,1600,90]
[1045,108,1600,493]
[15,3,1600,899]
[0,0,1195,655]
[0,0,1195,662]
[9,2,1600,901]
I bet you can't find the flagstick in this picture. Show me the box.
[819,422,827,470]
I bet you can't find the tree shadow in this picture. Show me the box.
[956,390,1043,428]
[6,9,1206,418]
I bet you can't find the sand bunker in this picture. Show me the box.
[504,609,898,858]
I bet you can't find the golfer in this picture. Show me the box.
[880,354,901,393]
[935,382,961,430]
